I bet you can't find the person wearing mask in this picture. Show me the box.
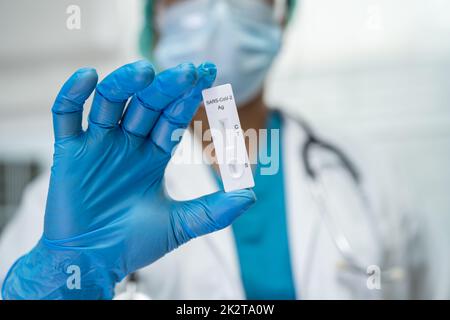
[0,0,429,299]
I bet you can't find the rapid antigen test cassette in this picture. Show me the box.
[202,84,255,192]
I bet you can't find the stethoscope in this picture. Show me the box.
[293,113,405,288]
[114,273,151,300]
[117,112,406,299]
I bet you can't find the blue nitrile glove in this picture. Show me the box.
[2,61,255,300]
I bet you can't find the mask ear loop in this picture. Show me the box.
[154,0,167,34]
[273,0,288,24]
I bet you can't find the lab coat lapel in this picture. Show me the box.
[282,115,321,298]
[165,129,245,299]
[282,115,382,299]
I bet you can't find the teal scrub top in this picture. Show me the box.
[229,111,296,300]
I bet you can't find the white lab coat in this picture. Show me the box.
[0,113,428,299]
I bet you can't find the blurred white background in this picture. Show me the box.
[267,0,450,298]
[0,0,449,297]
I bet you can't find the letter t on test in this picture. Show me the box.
[202,84,255,192]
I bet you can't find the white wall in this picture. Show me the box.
[0,0,143,165]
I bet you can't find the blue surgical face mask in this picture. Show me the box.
[154,0,282,106]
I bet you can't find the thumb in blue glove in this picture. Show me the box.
[2,61,256,300]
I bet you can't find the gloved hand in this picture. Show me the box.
[2,61,255,300]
